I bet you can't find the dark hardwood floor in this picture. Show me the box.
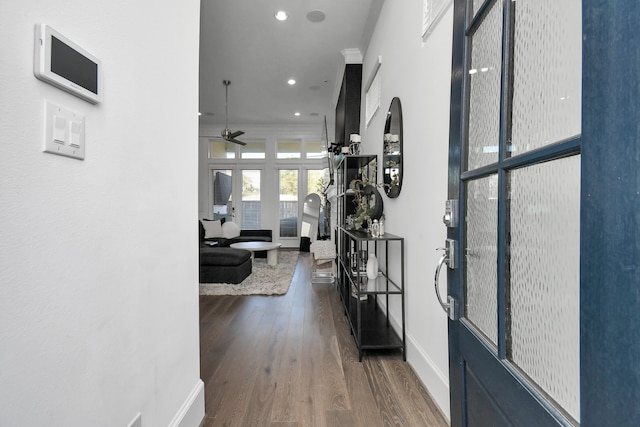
[199,252,448,427]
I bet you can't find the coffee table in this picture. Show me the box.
[230,242,282,266]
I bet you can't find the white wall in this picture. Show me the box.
[0,1,204,426]
[359,0,454,419]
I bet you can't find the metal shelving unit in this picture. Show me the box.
[335,155,406,361]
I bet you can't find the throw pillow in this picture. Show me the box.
[201,219,223,238]
[222,221,241,239]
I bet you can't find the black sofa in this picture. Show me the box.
[199,220,273,283]
[200,247,252,284]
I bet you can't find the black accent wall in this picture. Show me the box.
[335,64,362,147]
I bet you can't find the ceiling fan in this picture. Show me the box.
[201,80,247,145]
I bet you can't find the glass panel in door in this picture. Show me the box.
[505,0,582,420]
[279,169,298,238]
[509,0,582,156]
[241,170,261,229]
[307,169,325,197]
[211,169,233,222]
[466,0,503,171]
[507,156,581,421]
[309,168,332,238]
[305,169,328,239]
[465,174,498,346]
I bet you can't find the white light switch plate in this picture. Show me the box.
[44,100,85,160]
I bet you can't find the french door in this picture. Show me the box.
[446,0,582,424]
[276,167,328,244]
[210,167,262,228]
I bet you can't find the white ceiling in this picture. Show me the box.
[198,0,384,136]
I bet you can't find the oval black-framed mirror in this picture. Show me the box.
[383,97,403,198]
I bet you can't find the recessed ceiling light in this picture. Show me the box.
[306,10,326,23]
[198,112,202,116]
[294,112,301,117]
[287,79,296,85]
[275,11,288,21]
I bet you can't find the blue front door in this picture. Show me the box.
[445,0,640,425]
[448,0,582,424]
[579,1,640,425]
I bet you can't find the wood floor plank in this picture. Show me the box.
[200,297,248,381]
[267,305,305,423]
[325,409,356,426]
[296,283,328,426]
[199,252,448,427]
[380,356,449,426]
[290,253,327,426]
[362,356,411,426]
[200,297,264,385]
[319,334,351,411]
[240,296,298,426]
[206,300,283,426]
[327,283,361,365]
[341,360,385,427]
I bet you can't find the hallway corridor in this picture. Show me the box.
[199,252,448,426]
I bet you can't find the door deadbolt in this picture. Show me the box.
[443,199,459,228]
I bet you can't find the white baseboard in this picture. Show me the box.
[377,299,451,422]
[405,332,451,422]
[169,380,205,427]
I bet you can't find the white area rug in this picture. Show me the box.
[199,251,299,296]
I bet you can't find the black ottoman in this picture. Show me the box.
[199,247,252,284]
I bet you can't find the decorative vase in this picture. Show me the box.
[366,254,378,291]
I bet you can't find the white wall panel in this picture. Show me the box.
[0,1,203,426]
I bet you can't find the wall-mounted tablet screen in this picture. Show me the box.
[34,24,102,103]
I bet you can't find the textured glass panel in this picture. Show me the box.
[465,175,498,345]
[510,0,582,155]
[467,1,503,170]
[508,155,581,421]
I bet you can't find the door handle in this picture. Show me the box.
[434,240,458,320]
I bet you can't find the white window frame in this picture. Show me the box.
[422,0,453,41]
